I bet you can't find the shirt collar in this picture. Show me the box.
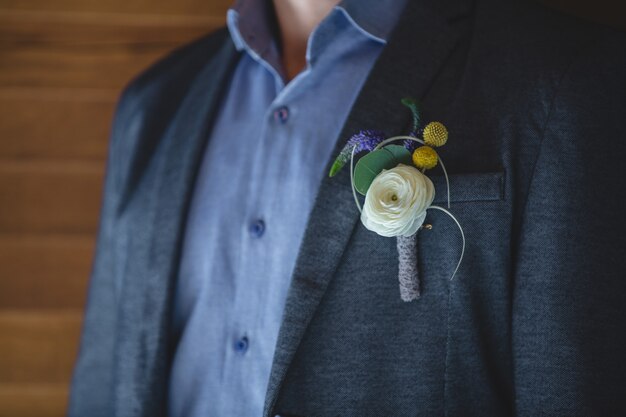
[335,0,406,44]
[227,0,407,55]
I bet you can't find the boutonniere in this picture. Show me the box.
[329,98,465,302]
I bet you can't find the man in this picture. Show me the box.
[68,0,626,415]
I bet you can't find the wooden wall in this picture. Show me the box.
[0,0,623,416]
[0,1,228,415]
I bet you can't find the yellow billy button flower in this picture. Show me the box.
[412,145,438,170]
[423,121,448,147]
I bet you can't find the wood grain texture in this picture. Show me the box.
[0,384,68,417]
[0,4,226,413]
[0,161,103,234]
[0,3,227,414]
[0,92,114,160]
[0,2,225,417]
[1,0,230,16]
[0,235,93,309]
[0,311,82,384]
[0,11,223,89]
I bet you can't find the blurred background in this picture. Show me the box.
[0,0,623,416]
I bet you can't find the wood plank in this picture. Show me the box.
[0,12,223,89]
[0,92,114,160]
[0,0,230,17]
[0,10,221,42]
[0,384,67,417]
[0,311,82,384]
[0,235,93,309]
[0,161,103,234]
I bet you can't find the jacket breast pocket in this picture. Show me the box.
[430,171,505,205]
[419,170,507,293]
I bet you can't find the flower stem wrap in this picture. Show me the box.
[397,233,420,301]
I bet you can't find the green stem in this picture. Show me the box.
[401,97,422,133]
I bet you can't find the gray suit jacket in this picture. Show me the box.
[68,0,626,415]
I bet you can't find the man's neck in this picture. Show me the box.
[272,0,341,81]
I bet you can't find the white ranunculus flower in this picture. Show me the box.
[361,164,435,237]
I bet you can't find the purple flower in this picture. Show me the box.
[329,130,386,177]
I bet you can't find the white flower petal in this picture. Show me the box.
[360,164,435,237]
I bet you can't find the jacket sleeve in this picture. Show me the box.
[512,30,626,416]
[66,87,134,417]
[65,28,232,415]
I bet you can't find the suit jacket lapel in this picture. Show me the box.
[113,35,240,416]
[264,1,474,415]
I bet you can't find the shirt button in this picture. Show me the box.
[249,219,265,238]
[273,106,289,124]
[234,336,249,354]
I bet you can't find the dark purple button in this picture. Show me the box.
[234,336,249,354]
[274,106,289,124]
[249,219,265,238]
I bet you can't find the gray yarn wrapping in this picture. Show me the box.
[397,233,420,302]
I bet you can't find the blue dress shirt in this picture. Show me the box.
[168,0,406,415]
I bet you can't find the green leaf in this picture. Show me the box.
[328,156,345,178]
[384,144,413,165]
[353,145,412,195]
